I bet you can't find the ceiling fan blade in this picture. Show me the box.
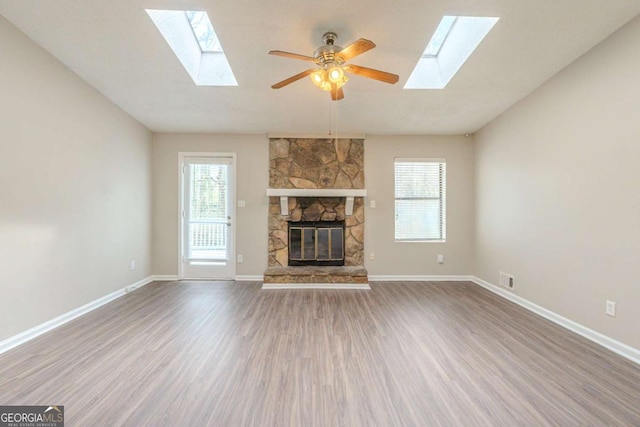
[330,84,344,101]
[271,69,316,89]
[344,64,399,84]
[269,50,318,62]
[336,38,376,62]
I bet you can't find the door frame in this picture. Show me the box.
[177,152,237,279]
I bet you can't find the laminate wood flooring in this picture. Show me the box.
[1,281,639,426]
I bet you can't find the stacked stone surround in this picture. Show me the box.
[268,138,365,190]
[266,137,367,284]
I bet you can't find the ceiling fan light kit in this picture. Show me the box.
[269,32,399,101]
[310,68,349,91]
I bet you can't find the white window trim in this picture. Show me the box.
[394,157,446,243]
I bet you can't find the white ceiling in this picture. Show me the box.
[2,1,640,135]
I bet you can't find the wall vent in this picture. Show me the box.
[499,271,515,290]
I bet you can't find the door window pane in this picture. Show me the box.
[188,163,228,260]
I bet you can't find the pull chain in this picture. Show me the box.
[328,97,338,143]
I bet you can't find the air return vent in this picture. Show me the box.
[499,271,515,290]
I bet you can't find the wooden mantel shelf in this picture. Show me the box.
[266,189,367,216]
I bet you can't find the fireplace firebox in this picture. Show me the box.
[288,221,345,266]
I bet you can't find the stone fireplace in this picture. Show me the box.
[264,137,368,288]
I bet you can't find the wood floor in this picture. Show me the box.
[1,281,639,426]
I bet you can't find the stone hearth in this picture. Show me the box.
[263,266,368,285]
[265,137,368,287]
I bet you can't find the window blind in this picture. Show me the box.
[394,159,446,241]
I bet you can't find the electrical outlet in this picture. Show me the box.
[606,300,616,317]
[237,254,244,263]
[437,254,444,264]
[237,200,246,208]
[130,260,136,271]
[369,252,375,260]
[370,200,376,208]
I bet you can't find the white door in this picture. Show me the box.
[180,155,235,279]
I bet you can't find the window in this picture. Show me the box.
[394,159,446,241]
[404,16,499,89]
[146,9,237,86]
[422,16,457,57]
[185,11,223,53]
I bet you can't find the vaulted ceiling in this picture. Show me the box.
[2,1,639,135]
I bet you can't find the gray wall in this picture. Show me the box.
[474,15,640,349]
[0,17,152,341]
[151,134,476,278]
[152,133,269,277]
[365,135,475,276]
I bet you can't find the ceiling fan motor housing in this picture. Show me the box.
[314,32,344,66]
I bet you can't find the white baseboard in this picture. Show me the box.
[0,275,155,355]
[262,283,370,290]
[369,275,473,282]
[150,274,178,281]
[471,276,640,366]
[235,275,264,282]
[153,275,263,282]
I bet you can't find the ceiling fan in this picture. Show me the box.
[269,32,399,101]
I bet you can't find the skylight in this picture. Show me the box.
[405,16,499,90]
[146,9,237,86]
[423,16,457,57]
[185,11,222,53]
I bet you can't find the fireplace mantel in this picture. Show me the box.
[266,188,367,216]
